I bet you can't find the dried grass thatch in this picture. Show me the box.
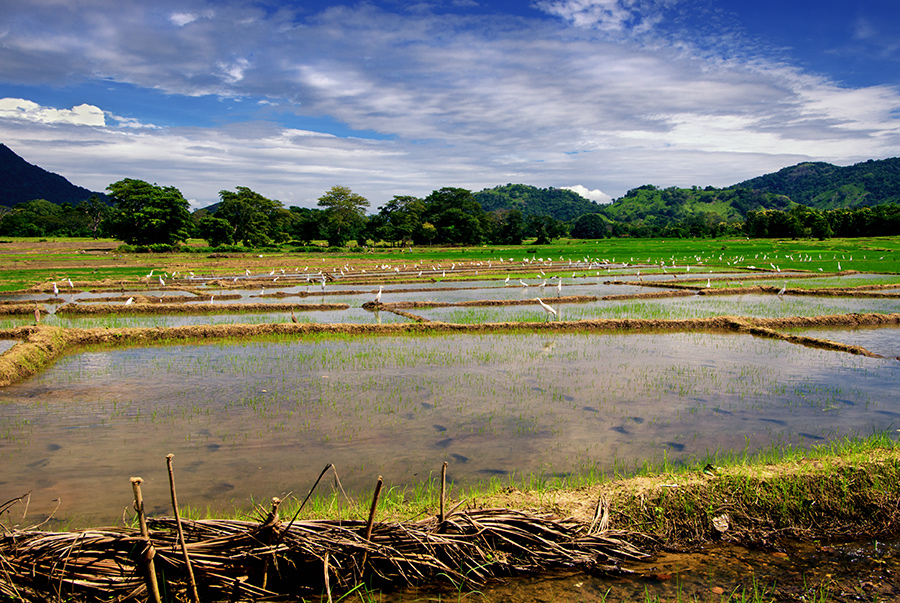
[0,501,644,602]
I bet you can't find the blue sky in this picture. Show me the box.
[1,0,898,210]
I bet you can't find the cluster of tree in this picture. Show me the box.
[744,204,900,239]
[474,184,604,222]
[0,197,108,238]
[5,170,899,246]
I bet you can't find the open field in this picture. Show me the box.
[1,236,900,601]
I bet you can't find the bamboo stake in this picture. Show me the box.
[130,477,162,603]
[439,461,448,523]
[166,454,199,603]
[360,476,383,571]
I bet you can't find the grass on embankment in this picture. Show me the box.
[216,432,900,552]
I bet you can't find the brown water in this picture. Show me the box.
[1,331,898,526]
[389,538,900,602]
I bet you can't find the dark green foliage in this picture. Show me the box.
[289,207,324,245]
[215,187,290,246]
[374,195,425,247]
[527,214,568,244]
[0,198,106,237]
[105,179,192,245]
[474,184,602,222]
[419,187,487,245]
[571,213,608,239]
[488,209,526,244]
[744,204,900,238]
[197,216,235,247]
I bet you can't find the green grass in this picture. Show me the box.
[1,236,899,292]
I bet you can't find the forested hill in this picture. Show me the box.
[736,158,900,208]
[0,144,105,207]
[474,184,604,222]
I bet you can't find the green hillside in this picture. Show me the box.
[474,184,604,222]
[736,158,900,208]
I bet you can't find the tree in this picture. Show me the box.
[106,179,191,245]
[420,187,486,245]
[527,214,567,244]
[198,216,235,247]
[376,195,424,246]
[216,187,289,246]
[289,207,325,245]
[571,213,607,239]
[78,196,110,239]
[317,186,369,247]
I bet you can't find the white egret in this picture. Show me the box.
[53,282,58,296]
[519,280,528,287]
[125,297,134,305]
[504,275,510,286]
[777,281,786,297]
[67,278,74,288]
[556,280,562,297]
[375,285,383,303]
[159,276,165,286]
[535,298,557,320]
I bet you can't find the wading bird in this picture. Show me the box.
[375,285,383,303]
[535,298,557,320]
[53,282,58,296]
[291,309,298,323]
[125,297,133,305]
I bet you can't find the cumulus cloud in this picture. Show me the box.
[563,185,613,204]
[0,98,105,126]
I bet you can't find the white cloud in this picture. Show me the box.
[0,98,106,126]
[563,185,612,204]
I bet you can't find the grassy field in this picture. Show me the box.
[1,236,898,291]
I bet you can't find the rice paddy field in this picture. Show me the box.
[0,237,897,530]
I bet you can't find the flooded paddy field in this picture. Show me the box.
[1,327,899,526]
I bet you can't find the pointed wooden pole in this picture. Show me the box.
[167,454,200,603]
[130,477,162,603]
[360,476,383,571]
[439,461,448,523]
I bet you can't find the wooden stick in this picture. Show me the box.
[166,454,200,603]
[439,461,448,523]
[363,476,383,542]
[360,476,383,571]
[130,477,162,603]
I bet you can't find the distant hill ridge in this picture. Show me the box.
[0,143,105,207]
[2,142,897,224]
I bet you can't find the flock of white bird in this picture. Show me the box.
[41,250,865,323]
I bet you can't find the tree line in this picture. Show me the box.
[1,177,898,245]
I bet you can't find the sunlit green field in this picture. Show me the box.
[1,236,898,291]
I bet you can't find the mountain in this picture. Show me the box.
[474,184,604,222]
[736,158,900,208]
[597,157,900,227]
[0,143,106,207]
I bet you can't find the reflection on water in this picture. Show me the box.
[1,332,898,525]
